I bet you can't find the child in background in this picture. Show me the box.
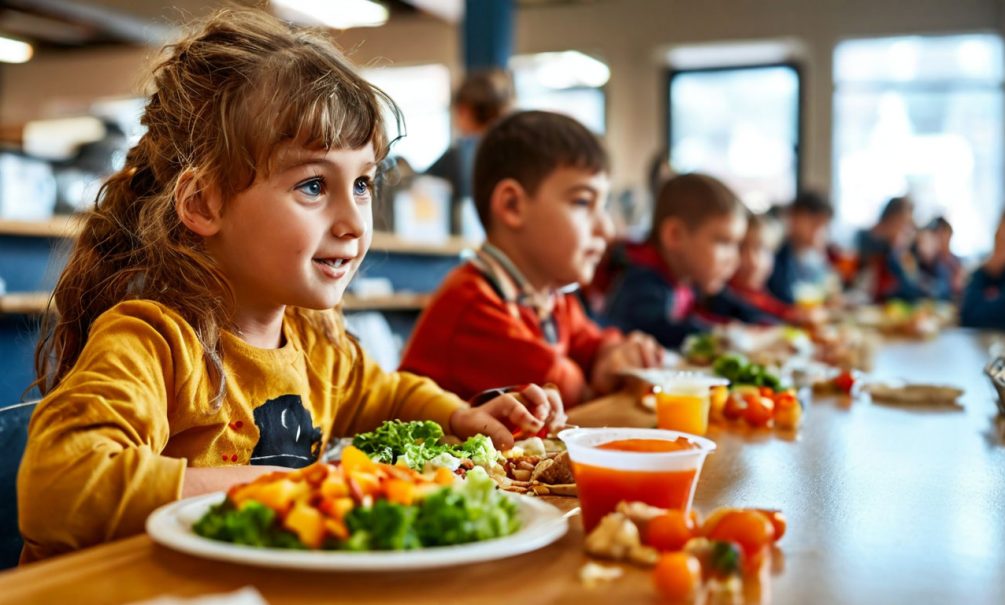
[598,173,748,348]
[400,111,663,407]
[961,214,1005,329]
[711,212,811,325]
[18,11,561,563]
[856,196,928,302]
[915,217,962,301]
[767,191,838,305]
[426,69,513,234]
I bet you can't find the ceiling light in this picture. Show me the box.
[272,0,389,30]
[0,35,33,64]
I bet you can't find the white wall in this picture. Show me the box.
[2,0,1002,193]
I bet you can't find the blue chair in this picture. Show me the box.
[0,401,36,569]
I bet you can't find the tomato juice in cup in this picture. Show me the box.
[558,427,716,532]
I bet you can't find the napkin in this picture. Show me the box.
[126,587,269,605]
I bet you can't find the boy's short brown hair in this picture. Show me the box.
[473,110,609,230]
[649,172,744,242]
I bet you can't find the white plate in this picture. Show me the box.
[146,492,568,571]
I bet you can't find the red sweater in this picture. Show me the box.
[399,263,621,406]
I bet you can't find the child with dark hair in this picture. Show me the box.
[915,217,962,300]
[426,68,514,233]
[767,191,838,304]
[961,215,1005,328]
[856,196,928,302]
[596,173,748,347]
[401,111,662,406]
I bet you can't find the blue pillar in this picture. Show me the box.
[463,0,514,70]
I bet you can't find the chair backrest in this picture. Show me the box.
[0,401,36,569]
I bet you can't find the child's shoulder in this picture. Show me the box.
[430,262,508,309]
[94,299,196,335]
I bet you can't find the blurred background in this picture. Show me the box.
[0,0,1003,402]
[0,0,1002,253]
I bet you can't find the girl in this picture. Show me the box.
[18,9,562,563]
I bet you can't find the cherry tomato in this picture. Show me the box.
[832,370,855,394]
[744,396,775,428]
[754,509,787,542]
[723,393,748,421]
[774,401,802,430]
[652,552,702,601]
[758,387,775,398]
[704,510,775,558]
[645,510,695,552]
[709,386,729,421]
[773,389,798,409]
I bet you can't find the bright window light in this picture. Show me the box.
[272,0,389,29]
[0,35,33,63]
[833,33,1004,256]
[510,51,608,134]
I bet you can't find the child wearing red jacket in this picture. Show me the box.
[400,111,662,406]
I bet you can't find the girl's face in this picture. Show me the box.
[206,142,376,315]
[736,225,775,291]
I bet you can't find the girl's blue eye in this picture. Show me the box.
[296,178,324,198]
[354,177,372,197]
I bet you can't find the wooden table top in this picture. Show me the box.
[2,329,1003,605]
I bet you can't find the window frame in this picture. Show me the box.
[664,61,806,203]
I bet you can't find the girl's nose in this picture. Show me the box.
[330,190,366,239]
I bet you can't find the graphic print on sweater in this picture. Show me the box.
[249,394,322,468]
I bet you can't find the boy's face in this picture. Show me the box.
[736,225,775,291]
[508,166,613,288]
[666,212,746,295]
[790,211,830,250]
[204,142,376,314]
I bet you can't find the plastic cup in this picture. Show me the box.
[558,427,716,532]
[634,370,729,435]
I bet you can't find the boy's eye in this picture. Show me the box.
[354,177,373,197]
[296,177,324,198]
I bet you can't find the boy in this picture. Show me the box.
[712,212,825,326]
[767,191,837,305]
[400,111,662,407]
[961,214,1005,328]
[598,173,748,348]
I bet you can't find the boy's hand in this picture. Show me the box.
[450,384,566,450]
[591,331,664,394]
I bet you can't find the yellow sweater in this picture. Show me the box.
[17,300,466,562]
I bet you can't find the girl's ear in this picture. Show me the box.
[490,178,528,231]
[175,169,223,237]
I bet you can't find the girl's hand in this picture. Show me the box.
[591,331,664,394]
[450,384,566,450]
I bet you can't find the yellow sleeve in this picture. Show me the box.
[18,301,188,562]
[330,330,469,437]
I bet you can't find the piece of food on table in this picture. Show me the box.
[193,446,520,551]
[863,383,964,407]
[583,502,786,602]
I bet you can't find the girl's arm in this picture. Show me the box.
[181,465,289,498]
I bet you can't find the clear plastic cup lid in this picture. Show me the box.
[625,369,729,394]
[558,427,716,471]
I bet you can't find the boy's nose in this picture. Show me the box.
[595,210,615,242]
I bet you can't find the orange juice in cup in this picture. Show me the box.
[639,371,729,435]
[559,427,716,532]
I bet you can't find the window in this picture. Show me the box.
[361,64,451,172]
[668,64,802,212]
[833,34,1003,256]
[510,51,608,134]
